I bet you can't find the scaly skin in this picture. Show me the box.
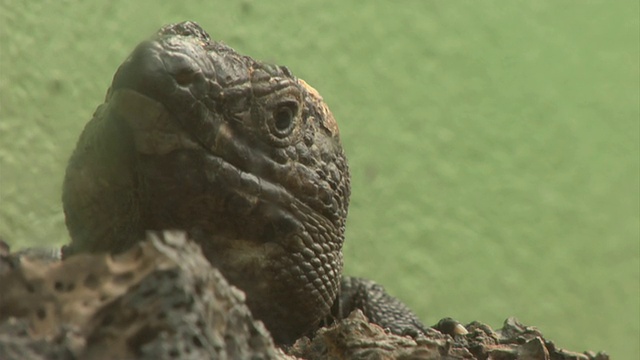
[62,21,426,344]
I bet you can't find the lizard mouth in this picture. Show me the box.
[108,87,308,246]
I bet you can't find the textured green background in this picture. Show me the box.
[1,1,638,358]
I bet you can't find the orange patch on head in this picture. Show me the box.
[298,79,340,137]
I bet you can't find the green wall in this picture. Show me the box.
[1,1,638,358]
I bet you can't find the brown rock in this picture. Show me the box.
[0,233,610,360]
[0,231,285,360]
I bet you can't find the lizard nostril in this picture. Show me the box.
[174,68,196,86]
[162,46,202,87]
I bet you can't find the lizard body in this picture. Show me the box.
[62,21,426,344]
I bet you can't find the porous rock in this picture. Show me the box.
[289,312,610,360]
[0,231,288,360]
[0,233,610,360]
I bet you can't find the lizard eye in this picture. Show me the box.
[269,102,297,138]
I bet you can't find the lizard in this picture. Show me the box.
[61,21,433,345]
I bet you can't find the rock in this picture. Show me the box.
[288,309,459,359]
[0,233,609,360]
[289,313,609,360]
[0,231,287,360]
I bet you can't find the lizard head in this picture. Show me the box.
[63,22,350,344]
